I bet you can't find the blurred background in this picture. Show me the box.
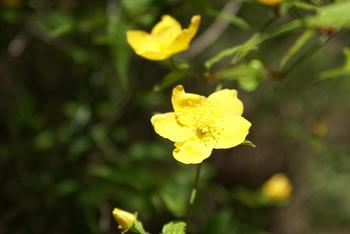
[1,0,350,233]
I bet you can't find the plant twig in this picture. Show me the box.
[186,163,202,225]
[184,0,242,59]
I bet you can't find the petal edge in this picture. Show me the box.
[151,112,194,142]
[173,139,212,164]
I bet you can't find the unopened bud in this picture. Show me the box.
[112,208,137,231]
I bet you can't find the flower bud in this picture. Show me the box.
[112,208,137,231]
[262,173,292,202]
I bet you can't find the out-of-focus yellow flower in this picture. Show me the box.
[312,119,328,137]
[112,208,137,231]
[127,15,201,60]
[257,0,283,6]
[151,85,251,164]
[262,173,292,202]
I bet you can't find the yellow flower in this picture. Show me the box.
[127,15,201,60]
[112,208,137,231]
[257,0,283,6]
[312,119,328,137]
[151,85,251,164]
[262,173,292,202]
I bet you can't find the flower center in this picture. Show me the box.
[175,101,224,146]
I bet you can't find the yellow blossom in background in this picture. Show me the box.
[127,15,201,60]
[262,173,292,202]
[151,85,251,164]
[112,208,137,231]
[312,119,328,137]
[257,0,283,6]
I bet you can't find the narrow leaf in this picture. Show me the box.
[280,30,315,69]
[153,69,192,91]
[205,34,263,69]
[241,140,256,148]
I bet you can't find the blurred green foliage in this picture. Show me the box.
[1,0,350,234]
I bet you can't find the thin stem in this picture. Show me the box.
[169,57,178,70]
[186,163,202,225]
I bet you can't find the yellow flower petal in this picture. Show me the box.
[151,112,194,142]
[168,15,201,54]
[207,89,243,116]
[151,15,182,48]
[126,30,169,60]
[214,115,251,149]
[127,15,200,60]
[173,139,212,164]
[171,85,206,126]
[171,85,205,111]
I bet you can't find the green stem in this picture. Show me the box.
[169,57,178,70]
[186,163,202,225]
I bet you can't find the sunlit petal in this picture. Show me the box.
[171,85,206,126]
[173,138,212,164]
[151,15,182,48]
[126,30,167,60]
[208,89,243,116]
[168,15,201,54]
[214,115,251,149]
[151,112,194,142]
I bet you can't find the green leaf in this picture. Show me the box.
[291,1,320,11]
[263,20,303,40]
[307,1,350,29]
[205,34,263,69]
[160,183,188,217]
[205,20,303,69]
[154,69,192,91]
[35,12,75,38]
[215,60,265,92]
[35,130,56,150]
[241,140,256,148]
[162,221,186,234]
[280,30,316,69]
[131,220,147,234]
